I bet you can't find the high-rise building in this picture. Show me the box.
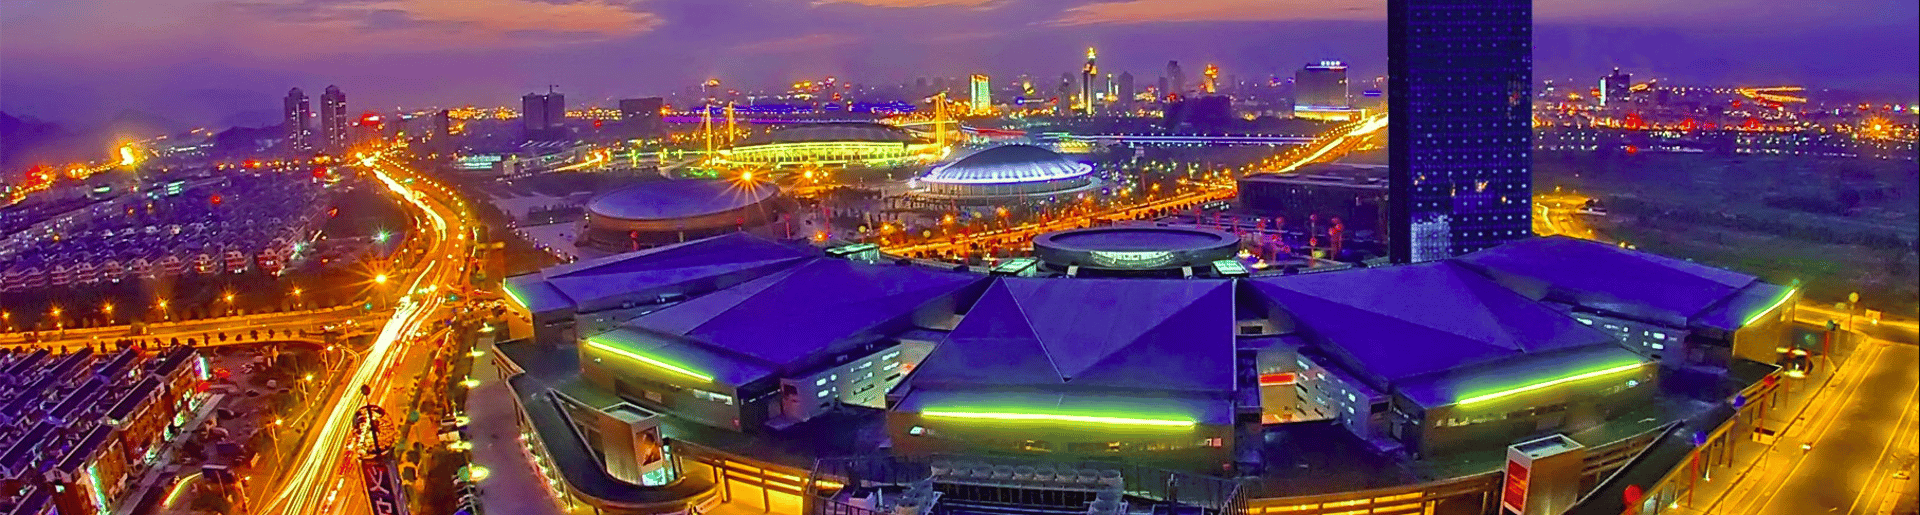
[619,97,666,139]
[319,85,348,153]
[1057,73,1075,116]
[1388,0,1534,263]
[1118,72,1136,109]
[1080,48,1098,116]
[1167,61,1186,99]
[969,75,991,114]
[1201,64,1219,94]
[1600,68,1632,107]
[523,91,567,141]
[1157,76,1171,101]
[1294,61,1353,121]
[283,88,312,153]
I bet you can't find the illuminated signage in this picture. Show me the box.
[1089,250,1176,269]
[1501,459,1529,514]
[360,459,408,515]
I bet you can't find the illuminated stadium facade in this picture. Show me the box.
[908,144,1099,204]
[577,179,786,254]
[496,233,1797,514]
[718,122,942,167]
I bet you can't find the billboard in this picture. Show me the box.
[361,459,410,515]
[1501,458,1529,515]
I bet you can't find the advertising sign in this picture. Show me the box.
[1501,458,1530,514]
[361,459,410,515]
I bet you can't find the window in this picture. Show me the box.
[815,378,827,387]
[816,390,830,398]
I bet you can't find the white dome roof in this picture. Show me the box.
[917,145,1092,185]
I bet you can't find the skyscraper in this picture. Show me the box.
[1081,48,1098,116]
[1201,64,1219,94]
[1388,0,1534,263]
[1293,61,1353,121]
[523,91,567,141]
[283,88,312,153]
[319,85,348,153]
[1600,68,1632,107]
[1118,72,1136,110]
[969,74,991,114]
[1167,61,1186,99]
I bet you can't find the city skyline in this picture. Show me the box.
[2,0,1916,126]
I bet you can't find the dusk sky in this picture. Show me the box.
[3,0,1915,127]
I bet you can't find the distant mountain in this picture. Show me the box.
[1,111,76,172]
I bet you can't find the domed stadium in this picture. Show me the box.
[579,179,786,253]
[908,144,1099,203]
[719,122,940,166]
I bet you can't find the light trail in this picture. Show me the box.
[258,152,462,515]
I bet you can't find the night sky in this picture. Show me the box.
[3,0,1915,126]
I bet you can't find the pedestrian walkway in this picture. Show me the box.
[466,350,574,515]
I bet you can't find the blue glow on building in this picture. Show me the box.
[1388,0,1534,263]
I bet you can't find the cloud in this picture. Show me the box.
[733,33,865,53]
[1051,0,1381,26]
[221,0,663,52]
[811,0,1002,8]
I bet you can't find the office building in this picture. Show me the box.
[319,85,348,153]
[282,88,312,153]
[1237,163,1389,233]
[1081,48,1098,116]
[1388,0,1534,262]
[523,91,567,141]
[1601,68,1632,107]
[969,74,991,114]
[619,97,666,139]
[1294,61,1355,121]
[1167,61,1186,99]
[1118,71,1136,109]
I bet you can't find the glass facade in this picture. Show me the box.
[1388,0,1534,262]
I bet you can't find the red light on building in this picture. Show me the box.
[209,194,223,206]
[1258,373,1297,386]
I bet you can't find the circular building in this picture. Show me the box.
[580,179,785,253]
[909,144,1098,204]
[1032,226,1239,273]
[720,122,939,167]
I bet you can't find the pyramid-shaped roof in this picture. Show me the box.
[627,259,984,368]
[1251,261,1618,382]
[1455,236,1759,326]
[911,278,1236,393]
[505,233,814,313]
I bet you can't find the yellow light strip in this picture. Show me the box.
[502,281,532,311]
[1458,362,1645,405]
[921,410,1196,428]
[585,339,715,382]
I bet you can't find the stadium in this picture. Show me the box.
[907,144,1100,204]
[576,179,786,254]
[497,231,1797,515]
[717,122,943,167]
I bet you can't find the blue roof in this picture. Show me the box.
[910,278,1236,392]
[1392,344,1649,409]
[1695,281,1796,331]
[1455,236,1759,326]
[1252,261,1620,382]
[585,180,780,221]
[625,258,984,369]
[506,233,816,314]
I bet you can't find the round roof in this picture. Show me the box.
[1033,226,1240,270]
[736,123,919,147]
[918,145,1092,185]
[586,180,780,221]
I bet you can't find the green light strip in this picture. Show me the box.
[502,281,532,311]
[921,410,1197,428]
[1741,287,1798,327]
[585,338,715,382]
[1457,362,1646,405]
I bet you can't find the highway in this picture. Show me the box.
[881,111,1390,257]
[1708,336,1918,515]
[255,151,477,515]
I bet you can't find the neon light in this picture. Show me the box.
[921,410,1196,428]
[502,282,532,311]
[1741,287,1797,327]
[585,338,714,382]
[1458,362,1646,405]
[1258,373,1296,386]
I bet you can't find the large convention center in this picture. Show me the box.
[906,144,1099,204]
[575,179,787,254]
[496,228,1799,515]
[718,122,942,167]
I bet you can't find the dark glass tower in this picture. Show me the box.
[1388,0,1533,263]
